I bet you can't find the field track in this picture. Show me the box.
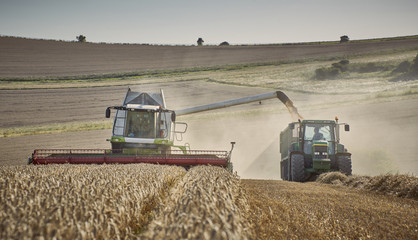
[1,36,418,77]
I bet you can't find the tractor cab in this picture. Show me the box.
[105,89,188,152]
[301,121,336,172]
[302,123,335,155]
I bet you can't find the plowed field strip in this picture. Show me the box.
[242,179,417,240]
[1,36,417,77]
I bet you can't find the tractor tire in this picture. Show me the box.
[337,155,352,175]
[330,157,338,170]
[290,154,305,182]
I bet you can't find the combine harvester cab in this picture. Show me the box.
[280,118,352,182]
[29,88,293,171]
[106,88,185,152]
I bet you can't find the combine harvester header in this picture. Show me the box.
[29,88,296,171]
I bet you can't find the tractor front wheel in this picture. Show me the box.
[337,155,352,175]
[291,154,305,182]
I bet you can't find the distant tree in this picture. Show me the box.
[76,35,86,43]
[219,41,229,46]
[340,35,349,43]
[197,38,204,46]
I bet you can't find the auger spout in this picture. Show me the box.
[175,90,303,121]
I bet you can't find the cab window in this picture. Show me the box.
[125,111,156,138]
[304,124,333,141]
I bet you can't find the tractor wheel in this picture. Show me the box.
[290,154,305,182]
[330,157,338,170]
[337,155,352,175]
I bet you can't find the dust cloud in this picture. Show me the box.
[178,90,304,179]
[181,98,418,179]
[181,111,292,179]
[300,99,418,176]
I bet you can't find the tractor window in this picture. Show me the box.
[125,111,157,138]
[304,124,333,141]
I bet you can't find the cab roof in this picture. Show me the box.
[301,120,336,124]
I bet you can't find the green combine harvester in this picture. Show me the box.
[30,88,293,172]
[280,118,352,182]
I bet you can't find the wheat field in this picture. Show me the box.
[0,164,186,239]
[141,165,252,239]
[243,175,417,240]
[1,164,417,239]
[0,164,252,239]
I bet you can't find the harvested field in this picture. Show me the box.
[317,172,418,200]
[0,82,271,129]
[1,36,418,77]
[243,179,418,240]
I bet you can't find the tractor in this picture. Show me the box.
[280,119,352,182]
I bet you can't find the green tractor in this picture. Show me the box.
[280,119,352,182]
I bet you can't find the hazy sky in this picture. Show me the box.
[1,0,417,45]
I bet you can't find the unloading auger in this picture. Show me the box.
[29,88,296,171]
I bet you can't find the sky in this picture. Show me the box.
[0,0,417,45]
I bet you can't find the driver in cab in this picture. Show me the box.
[312,126,324,141]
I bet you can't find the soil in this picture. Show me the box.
[1,36,418,77]
[0,81,271,128]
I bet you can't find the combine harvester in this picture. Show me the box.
[29,88,294,171]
